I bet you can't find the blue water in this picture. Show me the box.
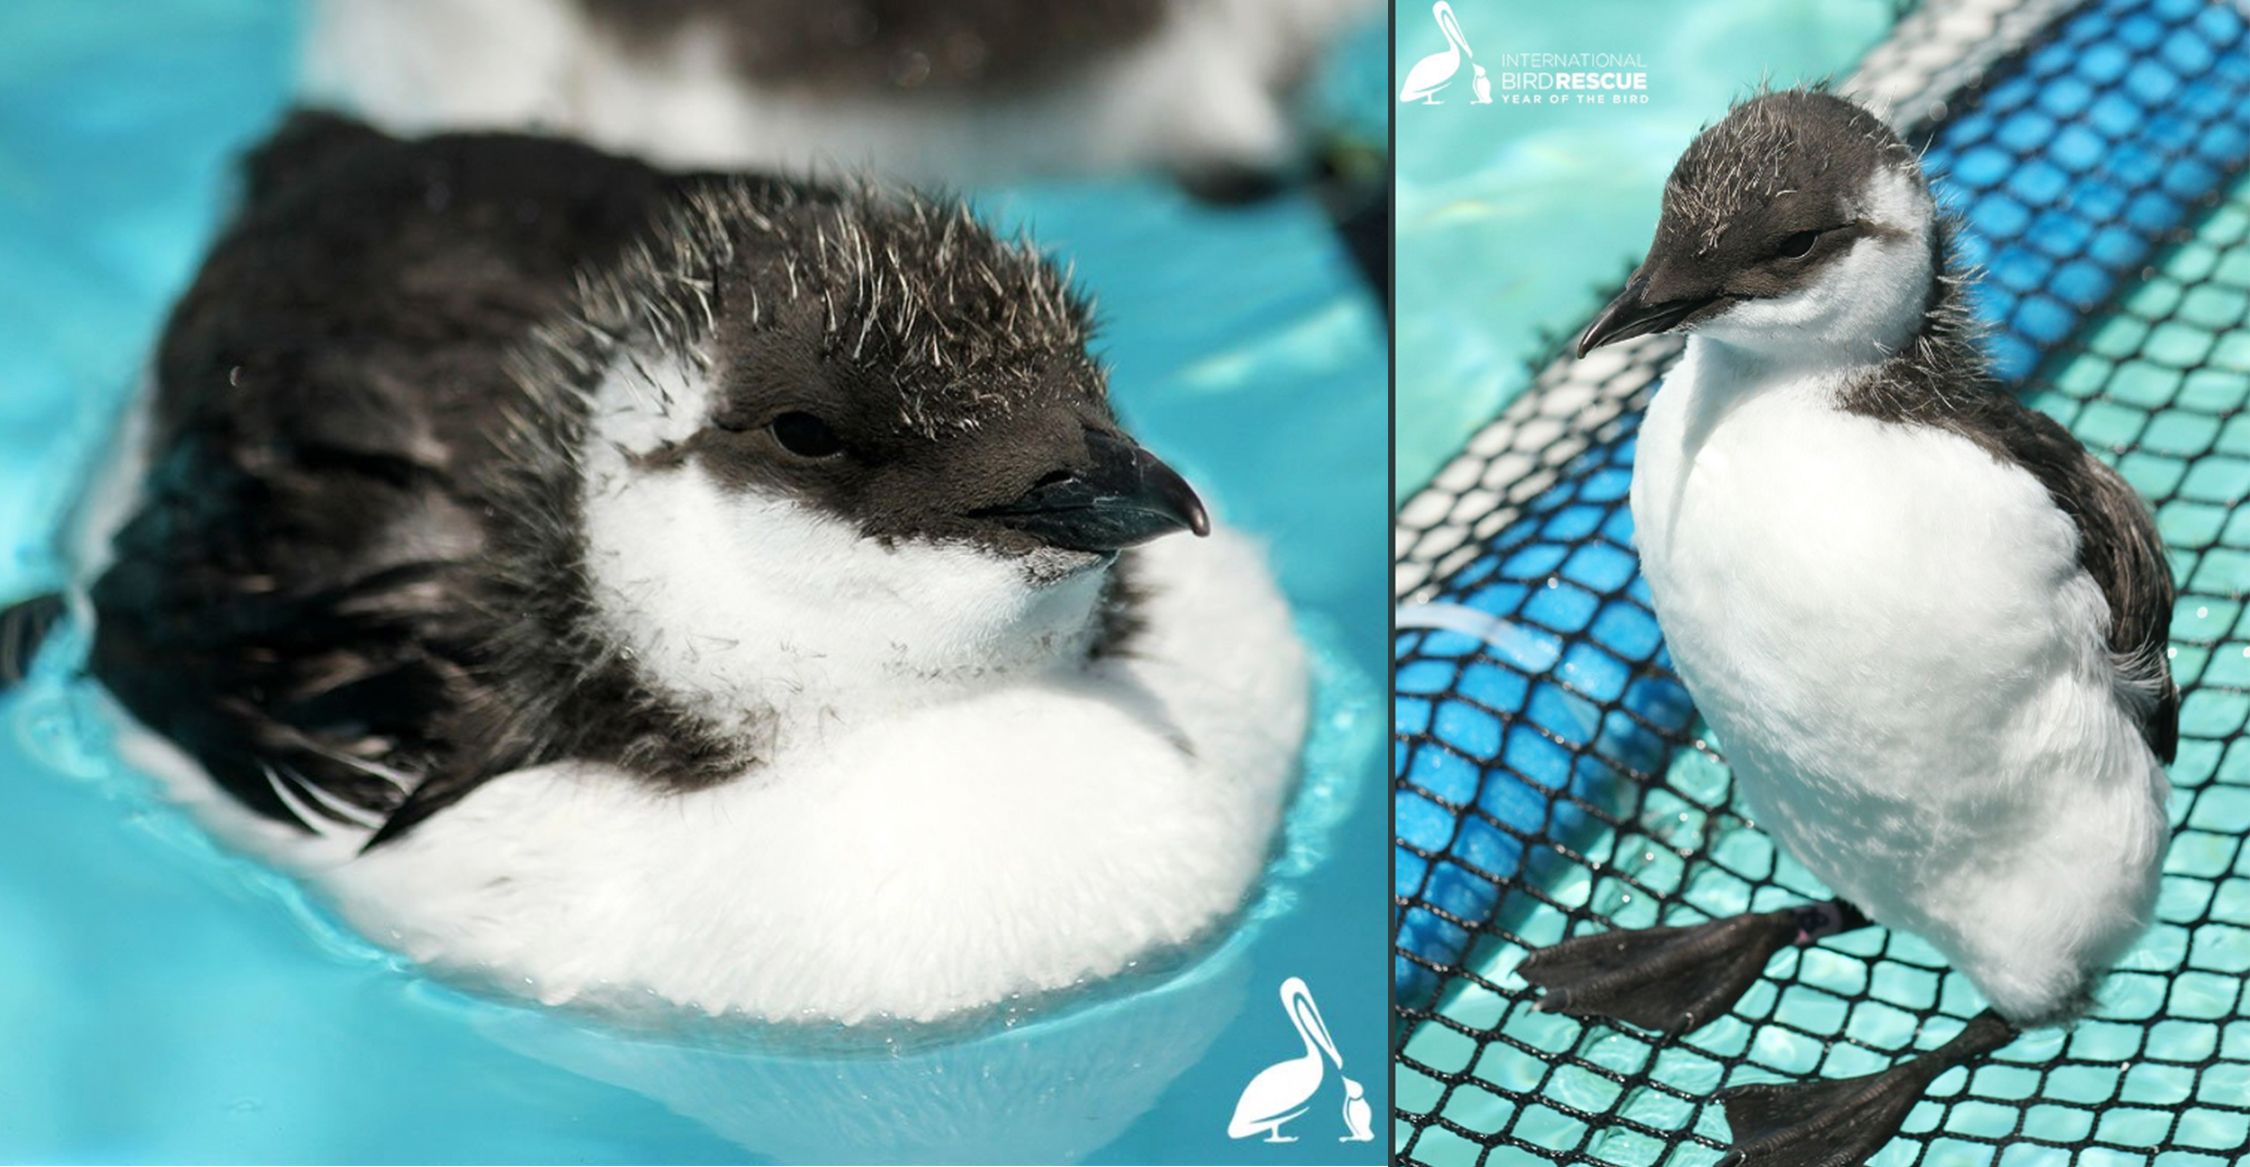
[0,3,1390,1162]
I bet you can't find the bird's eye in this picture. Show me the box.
[1776,229,1823,259]
[769,411,845,458]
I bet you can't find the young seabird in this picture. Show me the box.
[20,112,1308,1025]
[1530,89,2175,1164]
[302,0,1372,197]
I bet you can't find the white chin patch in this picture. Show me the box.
[576,353,1106,743]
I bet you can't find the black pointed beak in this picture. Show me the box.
[972,429,1211,553]
[1575,275,1720,358]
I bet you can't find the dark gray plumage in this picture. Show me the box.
[1660,87,1911,261]
[577,0,1167,94]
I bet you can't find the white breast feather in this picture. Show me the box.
[300,521,1300,1023]
[1632,345,2169,1022]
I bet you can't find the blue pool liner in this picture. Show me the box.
[1393,0,2250,1011]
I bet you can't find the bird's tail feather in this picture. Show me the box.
[0,593,66,689]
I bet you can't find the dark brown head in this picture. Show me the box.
[564,181,1206,566]
[1577,89,1940,361]
[526,180,1208,705]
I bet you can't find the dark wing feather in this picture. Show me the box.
[1840,234,2180,766]
[88,112,696,837]
[0,593,65,686]
[1948,399,2180,763]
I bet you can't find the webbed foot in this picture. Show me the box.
[1518,900,1868,1035]
[1717,1010,2015,1166]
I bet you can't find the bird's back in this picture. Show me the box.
[577,0,1169,94]
[84,112,694,832]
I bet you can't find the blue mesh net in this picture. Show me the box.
[1394,0,2250,1161]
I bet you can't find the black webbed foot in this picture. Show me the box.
[1518,900,1868,1035]
[1717,1011,2017,1167]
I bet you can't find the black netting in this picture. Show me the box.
[1393,0,2250,1162]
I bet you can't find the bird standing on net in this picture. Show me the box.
[1535,88,2177,1166]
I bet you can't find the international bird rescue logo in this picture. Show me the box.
[1399,1,1649,108]
[1227,977,1377,1144]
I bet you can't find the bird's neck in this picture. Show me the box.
[1825,224,2003,427]
[563,349,1120,767]
[1878,221,1988,384]
[599,542,1117,762]
[1690,228,1956,403]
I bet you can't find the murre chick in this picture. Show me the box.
[26,112,1308,1024]
[303,0,1372,198]
[1522,90,2176,1163]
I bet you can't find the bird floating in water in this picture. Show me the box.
[303,0,1373,199]
[1534,88,2176,1165]
[16,112,1309,1026]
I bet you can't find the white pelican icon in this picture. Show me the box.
[1399,1,1474,104]
[1227,977,1344,1142]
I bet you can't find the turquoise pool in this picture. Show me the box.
[0,2,1390,1162]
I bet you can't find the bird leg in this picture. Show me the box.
[1717,1010,2017,1167]
[1517,900,1869,1035]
